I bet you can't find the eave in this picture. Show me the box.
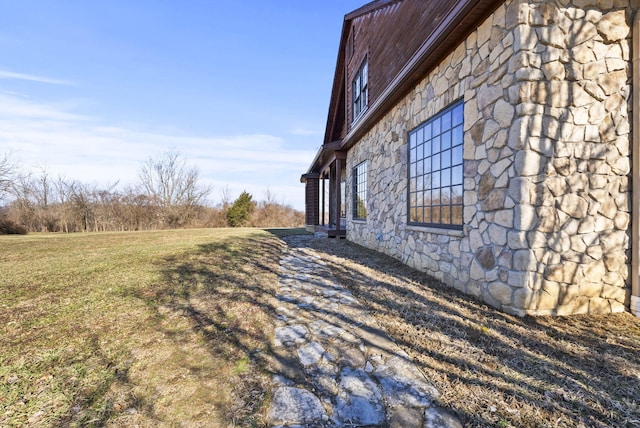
[339,0,502,152]
[308,0,503,177]
[325,0,401,147]
[301,141,342,182]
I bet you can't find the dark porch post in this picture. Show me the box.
[321,176,326,226]
[328,164,335,227]
[302,173,320,231]
[335,159,342,233]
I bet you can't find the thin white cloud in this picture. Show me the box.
[0,93,88,121]
[0,92,312,209]
[0,69,72,85]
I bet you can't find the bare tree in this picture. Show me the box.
[8,173,37,231]
[91,182,119,232]
[67,181,92,232]
[2,150,258,232]
[220,185,232,207]
[250,190,304,227]
[138,150,211,227]
[54,176,74,233]
[29,166,58,232]
[0,151,17,201]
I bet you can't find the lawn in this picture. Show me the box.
[3,228,639,427]
[0,228,289,427]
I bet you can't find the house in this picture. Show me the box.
[301,0,640,317]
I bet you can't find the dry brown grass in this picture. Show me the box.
[298,236,640,428]
[1,228,288,427]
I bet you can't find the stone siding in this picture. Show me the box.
[346,0,636,316]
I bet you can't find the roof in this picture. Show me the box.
[302,0,502,181]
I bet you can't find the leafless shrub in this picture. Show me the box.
[0,152,303,232]
[0,215,27,234]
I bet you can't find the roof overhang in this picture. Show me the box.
[301,140,343,182]
[339,0,502,152]
[302,0,502,183]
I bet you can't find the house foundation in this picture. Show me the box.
[303,0,639,316]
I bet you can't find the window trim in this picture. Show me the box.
[352,161,367,220]
[407,99,464,230]
[352,58,368,123]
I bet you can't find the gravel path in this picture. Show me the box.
[267,235,461,427]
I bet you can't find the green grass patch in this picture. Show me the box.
[0,228,292,427]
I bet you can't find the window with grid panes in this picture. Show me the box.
[352,161,367,219]
[408,100,463,229]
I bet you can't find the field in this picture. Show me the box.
[2,229,640,427]
[0,228,288,427]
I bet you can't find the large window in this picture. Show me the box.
[408,100,464,229]
[352,161,367,219]
[352,58,368,122]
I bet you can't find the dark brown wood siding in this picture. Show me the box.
[344,0,460,135]
[304,177,320,226]
[329,85,346,143]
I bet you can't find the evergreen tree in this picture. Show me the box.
[226,191,255,227]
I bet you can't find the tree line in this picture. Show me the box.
[0,151,304,234]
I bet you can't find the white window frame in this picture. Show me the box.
[352,58,368,122]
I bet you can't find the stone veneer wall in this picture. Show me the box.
[346,0,637,316]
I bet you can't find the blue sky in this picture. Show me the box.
[0,1,364,209]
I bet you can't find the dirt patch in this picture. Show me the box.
[294,236,640,428]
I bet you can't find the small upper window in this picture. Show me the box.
[352,58,368,122]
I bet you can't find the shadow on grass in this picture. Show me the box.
[264,227,313,238]
[122,230,313,426]
[50,228,638,427]
[290,235,640,428]
[3,228,311,428]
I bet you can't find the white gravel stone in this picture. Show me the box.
[274,325,309,348]
[335,368,385,425]
[297,342,325,367]
[268,387,327,426]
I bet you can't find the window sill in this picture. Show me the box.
[405,224,464,237]
[351,218,367,224]
[351,107,368,125]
